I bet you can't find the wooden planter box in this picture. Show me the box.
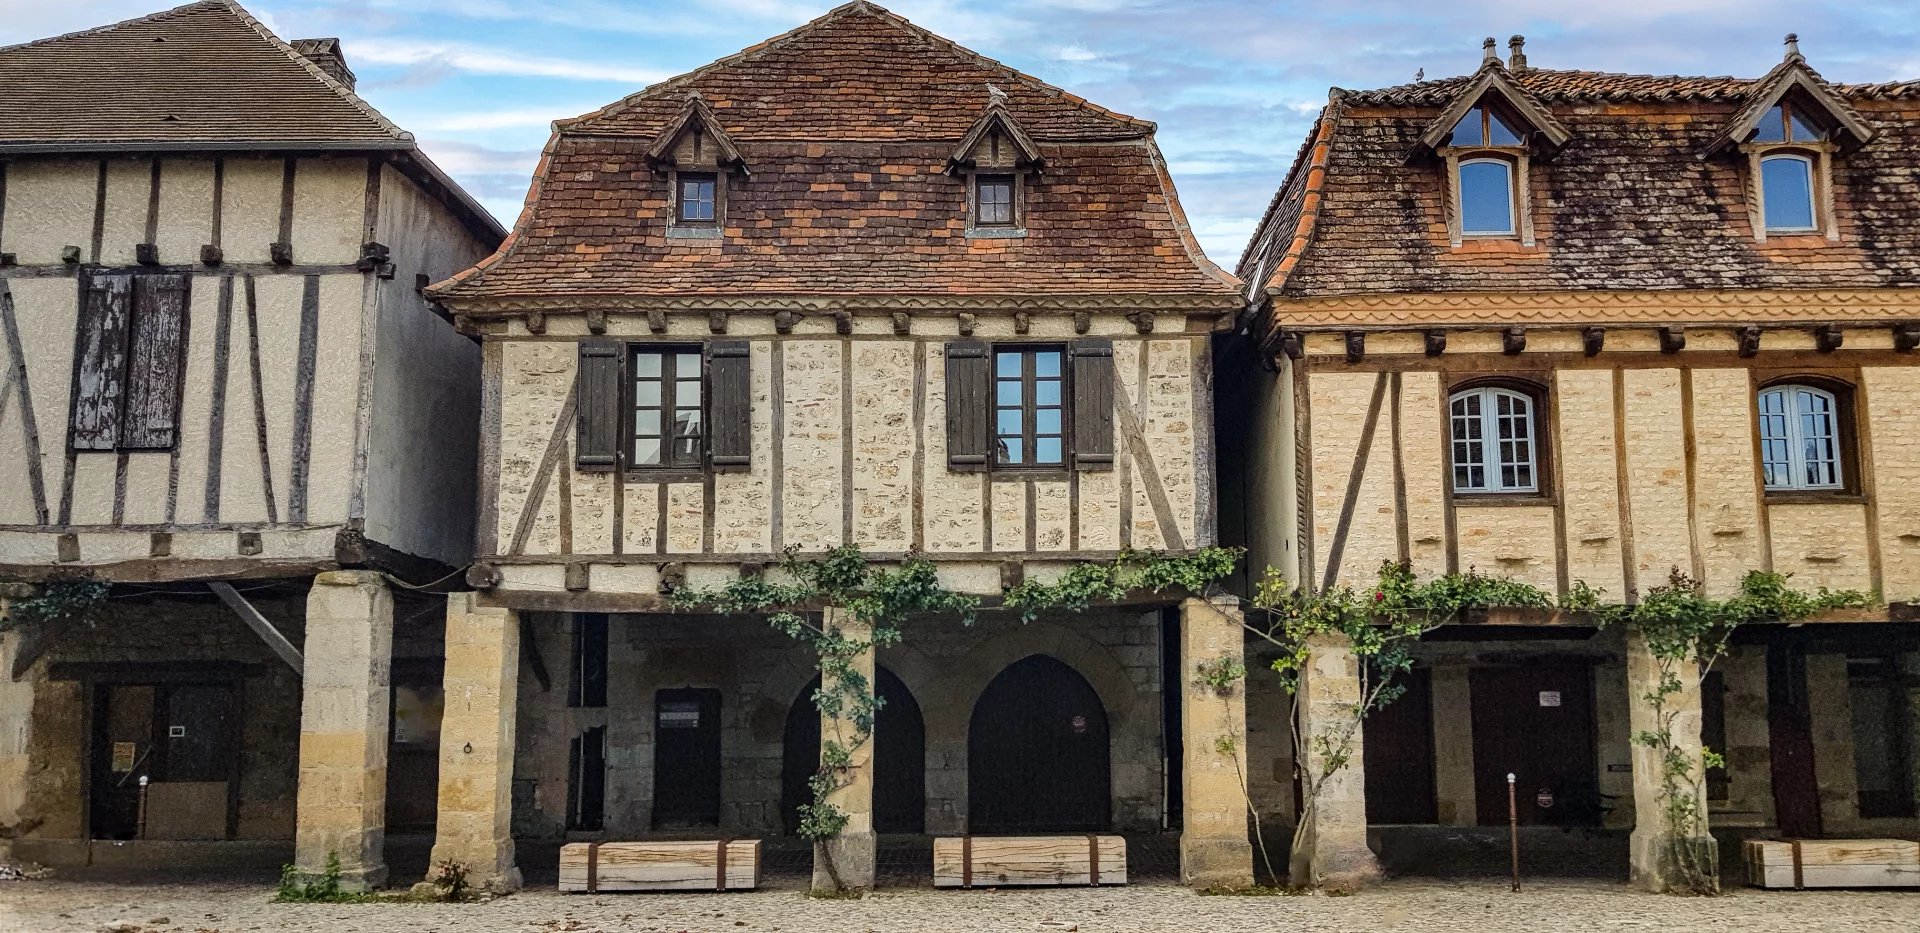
[1746,839,1920,889]
[559,840,761,892]
[933,835,1127,888]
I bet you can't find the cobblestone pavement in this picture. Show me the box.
[5,876,1920,933]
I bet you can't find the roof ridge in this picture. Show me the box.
[559,1,1153,135]
[212,0,411,143]
[0,0,217,53]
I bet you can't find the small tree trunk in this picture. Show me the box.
[1288,799,1315,888]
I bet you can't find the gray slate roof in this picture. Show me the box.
[0,0,410,152]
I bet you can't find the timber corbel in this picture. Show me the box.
[209,582,303,675]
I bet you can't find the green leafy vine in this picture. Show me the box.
[1003,547,1242,621]
[0,579,109,633]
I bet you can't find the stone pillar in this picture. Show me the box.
[1720,646,1775,825]
[1178,597,1254,888]
[1294,632,1381,890]
[429,593,522,893]
[1625,630,1718,893]
[1803,651,1859,836]
[295,571,394,890]
[1594,652,1636,830]
[813,607,876,891]
[1430,664,1477,826]
[0,598,30,860]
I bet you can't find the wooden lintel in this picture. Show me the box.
[0,557,335,585]
[209,581,304,675]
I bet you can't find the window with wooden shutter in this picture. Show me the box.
[707,340,751,471]
[120,274,190,449]
[945,340,990,470]
[1069,338,1114,470]
[69,272,135,450]
[576,338,624,472]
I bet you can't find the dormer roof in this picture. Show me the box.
[644,94,749,175]
[1704,38,1875,154]
[948,98,1044,174]
[1414,61,1572,158]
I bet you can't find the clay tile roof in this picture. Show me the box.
[1239,54,1920,315]
[434,1,1239,310]
[0,0,410,152]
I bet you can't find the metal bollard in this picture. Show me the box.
[1507,772,1519,892]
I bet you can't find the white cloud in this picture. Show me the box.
[1054,44,1101,62]
[345,38,671,84]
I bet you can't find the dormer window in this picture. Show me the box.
[975,175,1016,227]
[646,94,747,239]
[1441,104,1529,241]
[1451,105,1523,148]
[1754,102,1827,145]
[677,173,718,224]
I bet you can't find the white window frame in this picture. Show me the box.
[1758,384,1844,492]
[1758,153,1819,235]
[1449,386,1539,494]
[1455,157,1518,237]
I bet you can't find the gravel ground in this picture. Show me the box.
[4,877,1920,933]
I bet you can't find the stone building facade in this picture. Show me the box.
[1228,35,1920,890]
[0,0,501,885]
[425,1,1248,892]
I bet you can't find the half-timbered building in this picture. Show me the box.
[425,1,1248,892]
[0,1,502,884]
[1228,35,1920,890]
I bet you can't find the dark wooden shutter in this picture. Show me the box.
[1069,338,1115,471]
[70,272,134,450]
[120,274,191,449]
[576,339,624,472]
[945,340,991,470]
[707,340,751,471]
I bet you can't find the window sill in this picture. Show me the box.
[618,469,710,484]
[666,225,722,240]
[1763,490,1867,505]
[966,227,1027,240]
[1450,492,1555,507]
[989,469,1073,482]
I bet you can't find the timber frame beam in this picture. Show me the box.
[209,581,304,675]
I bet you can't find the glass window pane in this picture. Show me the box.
[1762,157,1816,231]
[997,381,1022,406]
[635,380,662,406]
[1755,105,1788,143]
[1459,161,1515,235]
[1036,381,1061,406]
[634,354,662,378]
[676,410,701,437]
[999,437,1024,464]
[633,437,661,465]
[1789,111,1824,143]
[996,352,1022,377]
[1487,110,1522,146]
[678,378,701,405]
[1035,437,1063,465]
[1036,408,1061,434]
[675,353,700,376]
[1450,106,1484,146]
[1035,352,1062,378]
[635,410,661,435]
[997,409,1023,436]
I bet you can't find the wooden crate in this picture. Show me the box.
[1746,839,1920,889]
[933,835,1126,888]
[559,840,761,893]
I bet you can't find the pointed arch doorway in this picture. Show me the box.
[967,654,1111,833]
[781,666,926,834]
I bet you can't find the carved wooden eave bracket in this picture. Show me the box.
[644,93,751,176]
[1703,53,1876,157]
[1409,63,1572,162]
[947,100,1045,175]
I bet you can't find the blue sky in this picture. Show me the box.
[10,0,1920,264]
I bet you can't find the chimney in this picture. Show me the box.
[1783,32,1802,61]
[1508,35,1528,72]
[291,37,356,91]
[1482,37,1498,64]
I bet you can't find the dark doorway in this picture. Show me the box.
[1469,664,1598,826]
[1365,667,1438,824]
[1767,645,1823,836]
[89,681,239,840]
[387,658,444,833]
[653,688,722,828]
[968,655,1110,833]
[781,667,926,834]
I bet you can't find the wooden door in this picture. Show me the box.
[653,688,722,828]
[1767,644,1823,837]
[1470,665,1598,826]
[781,668,925,834]
[89,683,155,840]
[1365,667,1438,824]
[967,655,1110,834]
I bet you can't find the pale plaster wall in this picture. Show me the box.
[1621,368,1692,592]
[1865,366,1920,598]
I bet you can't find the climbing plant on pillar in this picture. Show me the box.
[671,546,977,893]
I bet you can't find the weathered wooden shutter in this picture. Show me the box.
[70,272,135,450]
[576,339,624,472]
[120,274,191,449]
[945,340,991,470]
[707,340,751,471]
[1069,338,1115,471]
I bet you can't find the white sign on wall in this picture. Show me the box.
[1538,691,1562,708]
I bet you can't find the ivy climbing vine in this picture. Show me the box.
[0,579,109,633]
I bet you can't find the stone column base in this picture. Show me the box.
[1180,835,1256,889]
[1629,830,1719,894]
[812,831,877,892]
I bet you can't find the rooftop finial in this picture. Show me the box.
[1508,34,1528,72]
[1784,33,1801,60]
[1482,36,1497,64]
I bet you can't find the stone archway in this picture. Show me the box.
[780,666,926,834]
[967,654,1112,833]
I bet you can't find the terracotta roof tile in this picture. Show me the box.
[0,0,409,151]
